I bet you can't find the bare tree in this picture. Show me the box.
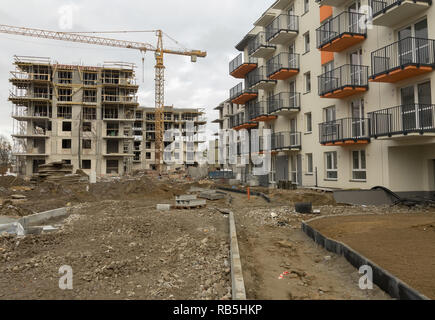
[0,135,12,175]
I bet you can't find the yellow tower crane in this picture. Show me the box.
[0,24,207,173]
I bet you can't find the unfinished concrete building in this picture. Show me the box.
[131,106,207,171]
[10,56,206,176]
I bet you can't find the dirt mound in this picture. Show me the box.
[0,176,31,188]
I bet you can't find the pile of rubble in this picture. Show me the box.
[31,161,88,184]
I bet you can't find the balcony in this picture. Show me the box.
[247,66,276,90]
[268,92,301,115]
[230,83,258,105]
[102,94,139,105]
[229,53,257,79]
[265,14,299,45]
[273,132,301,151]
[318,64,368,98]
[370,37,435,83]
[368,104,435,138]
[316,0,349,6]
[259,132,301,152]
[267,53,299,80]
[230,113,257,131]
[319,118,371,145]
[248,32,276,59]
[9,71,51,85]
[369,0,431,27]
[248,101,277,122]
[316,11,367,52]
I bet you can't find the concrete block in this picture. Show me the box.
[19,207,68,227]
[156,204,171,211]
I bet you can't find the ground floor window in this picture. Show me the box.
[106,160,118,174]
[306,153,313,174]
[325,151,337,180]
[352,150,367,181]
[82,160,91,169]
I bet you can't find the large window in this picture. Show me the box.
[304,32,310,53]
[305,112,312,133]
[352,150,366,181]
[325,152,337,180]
[304,72,311,93]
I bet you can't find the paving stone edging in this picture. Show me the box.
[229,211,247,300]
[301,216,429,300]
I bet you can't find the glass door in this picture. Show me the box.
[415,20,429,64]
[418,81,432,129]
[401,85,416,131]
[348,1,361,33]
[289,80,296,108]
[351,99,365,137]
[350,49,363,86]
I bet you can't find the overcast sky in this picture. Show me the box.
[0,0,274,141]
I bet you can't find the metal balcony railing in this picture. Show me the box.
[259,132,301,151]
[247,66,273,87]
[102,95,138,103]
[316,11,367,49]
[265,14,299,42]
[10,71,51,81]
[369,0,432,18]
[229,53,258,74]
[248,32,275,56]
[247,101,269,120]
[229,83,257,100]
[368,104,435,137]
[319,118,371,144]
[371,37,435,78]
[266,53,300,77]
[268,92,301,113]
[318,64,369,96]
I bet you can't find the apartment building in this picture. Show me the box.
[134,106,207,171]
[219,0,435,197]
[10,56,206,176]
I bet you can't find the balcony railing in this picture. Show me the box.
[229,53,258,77]
[318,64,368,97]
[265,14,299,42]
[260,132,301,151]
[316,11,367,51]
[10,71,51,82]
[247,66,275,88]
[266,53,299,79]
[370,37,435,82]
[268,92,301,113]
[248,101,269,120]
[319,118,371,144]
[229,82,258,104]
[102,95,138,103]
[370,0,431,18]
[368,104,435,138]
[248,32,276,56]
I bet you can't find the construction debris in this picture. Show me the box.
[31,161,88,184]
[199,190,225,201]
[175,195,206,209]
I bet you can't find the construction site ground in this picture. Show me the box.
[0,174,433,300]
[309,213,435,299]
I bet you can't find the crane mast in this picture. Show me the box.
[0,24,206,173]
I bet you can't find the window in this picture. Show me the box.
[304,32,310,53]
[58,106,72,119]
[83,122,92,132]
[306,153,313,174]
[82,160,91,169]
[325,151,337,179]
[146,142,151,149]
[352,150,366,181]
[305,112,312,133]
[62,139,71,149]
[82,139,92,149]
[62,159,71,164]
[83,107,97,120]
[324,106,336,122]
[304,0,309,13]
[62,121,72,132]
[58,88,72,102]
[146,152,151,160]
[58,71,72,84]
[304,72,311,93]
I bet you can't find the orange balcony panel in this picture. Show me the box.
[252,115,277,122]
[235,122,258,131]
[320,34,366,53]
[230,63,257,79]
[369,65,433,83]
[344,139,369,145]
[269,68,299,80]
[320,6,333,23]
[231,92,258,105]
[322,139,369,146]
[321,86,367,99]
